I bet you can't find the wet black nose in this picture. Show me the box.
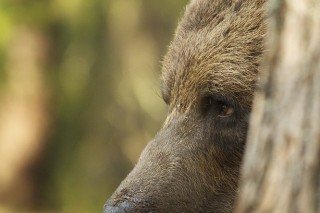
[103,200,134,213]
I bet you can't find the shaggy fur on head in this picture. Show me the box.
[162,0,266,111]
[105,0,266,212]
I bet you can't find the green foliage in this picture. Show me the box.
[0,0,188,212]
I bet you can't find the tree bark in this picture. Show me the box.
[236,0,320,212]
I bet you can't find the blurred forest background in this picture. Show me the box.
[0,0,189,212]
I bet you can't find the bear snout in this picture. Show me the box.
[104,199,134,213]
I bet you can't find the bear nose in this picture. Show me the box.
[104,200,134,213]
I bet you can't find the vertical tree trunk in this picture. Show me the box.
[0,27,50,209]
[236,0,320,212]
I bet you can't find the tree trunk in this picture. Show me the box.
[0,27,50,210]
[236,0,320,212]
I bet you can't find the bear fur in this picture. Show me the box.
[105,0,266,212]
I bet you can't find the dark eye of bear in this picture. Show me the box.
[201,96,235,118]
[217,101,234,117]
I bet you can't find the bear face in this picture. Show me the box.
[105,0,266,212]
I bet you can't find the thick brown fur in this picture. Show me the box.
[105,0,266,212]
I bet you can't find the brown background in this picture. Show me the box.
[0,0,189,212]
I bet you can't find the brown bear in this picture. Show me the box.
[104,0,266,212]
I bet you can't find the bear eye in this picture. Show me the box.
[201,95,235,118]
[217,101,234,117]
